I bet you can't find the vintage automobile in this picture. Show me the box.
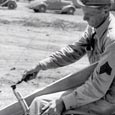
[0,0,17,9]
[111,0,115,11]
[27,0,76,15]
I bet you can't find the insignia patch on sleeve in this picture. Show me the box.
[99,62,112,75]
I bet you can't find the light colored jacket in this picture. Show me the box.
[39,13,115,110]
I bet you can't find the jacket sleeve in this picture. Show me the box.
[62,42,115,110]
[38,27,92,70]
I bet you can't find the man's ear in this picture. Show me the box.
[103,5,111,14]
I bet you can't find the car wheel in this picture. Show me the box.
[33,9,39,12]
[39,5,46,12]
[67,8,75,15]
[8,1,17,9]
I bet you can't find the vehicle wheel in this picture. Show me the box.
[8,1,17,9]
[39,5,46,12]
[67,8,75,15]
[33,9,39,12]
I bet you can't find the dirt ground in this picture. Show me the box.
[0,2,93,110]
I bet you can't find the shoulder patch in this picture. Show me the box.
[99,62,112,75]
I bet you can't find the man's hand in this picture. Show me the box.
[22,64,42,82]
[42,98,65,115]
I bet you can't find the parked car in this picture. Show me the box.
[111,0,115,11]
[0,0,17,9]
[65,0,80,8]
[27,0,76,15]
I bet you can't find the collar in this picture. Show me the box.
[94,13,111,39]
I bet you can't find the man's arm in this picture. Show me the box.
[39,42,86,70]
[22,26,92,81]
[38,26,93,70]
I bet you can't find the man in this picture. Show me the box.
[23,0,115,114]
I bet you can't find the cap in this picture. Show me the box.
[77,0,111,8]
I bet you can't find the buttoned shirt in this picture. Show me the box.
[39,13,115,109]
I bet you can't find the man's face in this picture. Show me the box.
[82,6,106,28]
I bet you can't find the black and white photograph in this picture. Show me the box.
[0,0,115,115]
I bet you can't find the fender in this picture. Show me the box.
[28,1,47,9]
[62,4,76,12]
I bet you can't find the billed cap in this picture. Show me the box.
[77,0,111,8]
